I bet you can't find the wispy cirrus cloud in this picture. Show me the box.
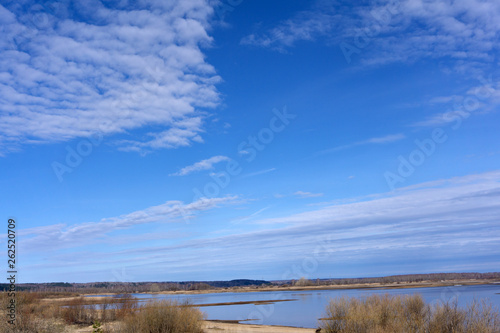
[240,167,277,178]
[240,2,338,51]
[230,206,271,224]
[412,81,500,128]
[116,117,205,153]
[171,155,230,176]
[14,196,239,252]
[294,191,324,198]
[241,0,500,70]
[0,0,221,155]
[20,170,500,281]
[365,133,405,144]
[318,133,405,155]
[258,170,500,226]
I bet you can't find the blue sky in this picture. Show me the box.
[1,0,500,283]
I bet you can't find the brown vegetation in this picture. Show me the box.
[2,290,499,333]
[320,294,500,333]
[295,277,315,287]
[0,292,205,333]
[0,292,64,333]
[59,294,140,325]
[119,299,204,333]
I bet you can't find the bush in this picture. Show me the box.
[429,299,500,333]
[320,294,500,333]
[0,292,64,333]
[121,299,204,333]
[113,294,139,320]
[295,277,314,287]
[61,297,99,325]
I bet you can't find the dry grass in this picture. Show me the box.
[0,292,142,332]
[3,291,498,333]
[39,291,80,299]
[60,295,141,325]
[320,294,500,333]
[113,294,139,320]
[1,292,204,332]
[61,296,100,325]
[119,299,205,333]
[0,292,65,333]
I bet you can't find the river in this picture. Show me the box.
[125,284,500,328]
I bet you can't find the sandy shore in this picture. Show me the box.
[202,321,316,333]
[138,279,498,296]
[68,279,500,300]
[66,321,317,333]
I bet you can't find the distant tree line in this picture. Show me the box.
[1,279,272,293]
[2,273,499,293]
[282,272,500,287]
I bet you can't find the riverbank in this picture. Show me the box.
[64,321,317,333]
[14,283,500,333]
[96,279,499,297]
[66,320,316,333]
[203,321,316,333]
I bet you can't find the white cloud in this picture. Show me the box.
[429,96,459,104]
[356,0,500,68]
[116,117,205,153]
[318,133,405,154]
[14,170,500,281]
[412,81,500,127]
[0,0,221,155]
[294,190,324,198]
[171,155,230,176]
[231,206,271,224]
[240,3,337,51]
[241,167,277,178]
[411,111,464,127]
[30,170,500,280]
[259,170,500,226]
[15,195,238,252]
[365,133,405,144]
[241,0,500,70]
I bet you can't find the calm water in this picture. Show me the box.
[126,284,500,328]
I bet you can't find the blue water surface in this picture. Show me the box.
[124,284,500,328]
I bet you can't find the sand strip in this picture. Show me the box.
[203,321,317,333]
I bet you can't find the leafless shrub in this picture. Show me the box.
[61,297,99,325]
[120,299,204,333]
[320,294,500,333]
[295,277,314,287]
[0,292,65,333]
[113,294,139,320]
